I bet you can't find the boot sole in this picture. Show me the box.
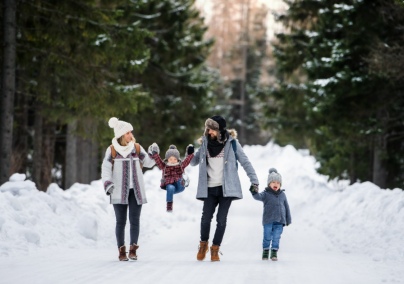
[129,257,137,260]
[271,258,278,261]
[211,260,220,262]
[119,259,129,261]
[262,258,268,260]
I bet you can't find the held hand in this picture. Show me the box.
[187,144,195,155]
[249,184,259,194]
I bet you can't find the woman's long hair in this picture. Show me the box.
[118,134,136,146]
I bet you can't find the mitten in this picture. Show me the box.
[249,184,259,195]
[106,186,114,196]
[150,143,160,155]
[187,145,195,155]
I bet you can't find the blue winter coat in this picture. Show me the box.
[252,187,292,226]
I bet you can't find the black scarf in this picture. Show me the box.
[265,187,282,195]
[207,131,229,157]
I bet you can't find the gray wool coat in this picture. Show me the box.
[190,134,259,200]
[252,188,292,226]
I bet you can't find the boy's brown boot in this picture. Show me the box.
[197,241,209,261]
[210,245,221,262]
[118,245,129,261]
[129,244,139,260]
[167,202,173,212]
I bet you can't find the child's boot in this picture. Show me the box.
[210,245,221,262]
[262,249,269,260]
[167,202,173,212]
[270,249,278,261]
[118,245,128,261]
[197,241,209,261]
[128,243,139,260]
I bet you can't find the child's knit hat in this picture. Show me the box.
[165,145,180,161]
[267,168,282,186]
[109,117,133,139]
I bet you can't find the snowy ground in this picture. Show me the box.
[0,142,403,284]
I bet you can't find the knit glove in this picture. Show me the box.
[187,144,195,155]
[106,186,114,196]
[148,143,160,155]
[249,184,259,195]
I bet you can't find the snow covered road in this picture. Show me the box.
[1,143,403,283]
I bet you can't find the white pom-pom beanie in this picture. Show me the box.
[267,168,282,186]
[108,117,133,139]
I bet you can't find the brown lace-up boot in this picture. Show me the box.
[118,246,128,261]
[129,244,139,260]
[197,241,209,261]
[210,245,221,262]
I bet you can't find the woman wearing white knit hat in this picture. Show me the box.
[101,117,156,261]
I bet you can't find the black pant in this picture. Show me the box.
[200,186,233,246]
[113,189,142,248]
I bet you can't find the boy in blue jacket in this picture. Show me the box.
[250,168,291,261]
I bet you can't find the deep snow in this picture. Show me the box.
[0,142,403,283]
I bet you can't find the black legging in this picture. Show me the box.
[113,189,142,248]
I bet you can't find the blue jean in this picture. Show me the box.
[263,221,284,250]
[166,179,185,202]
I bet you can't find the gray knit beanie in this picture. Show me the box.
[267,168,282,186]
[165,145,180,161]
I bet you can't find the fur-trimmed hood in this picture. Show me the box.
[198,128,238,144]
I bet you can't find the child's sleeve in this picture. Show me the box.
[181,153,194,168]
[152,152,165,170]
[284,195,292,225]
[251,190,266,202]
[139,145,156,168]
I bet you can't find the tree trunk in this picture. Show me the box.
[32,104,43,189]
[40,120,56,191]
[76,136,83,183]
[0,0,17,184]
[81,138,91,184]
[89,139,99,182]
[349,152,357,185]
[373,135,387,188]
[11,79,29,174]
[64,121,77,189]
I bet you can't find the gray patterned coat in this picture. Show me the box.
[190,132,259,200]
[101,145,155,205]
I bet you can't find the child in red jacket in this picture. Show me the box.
[148,143,194,212]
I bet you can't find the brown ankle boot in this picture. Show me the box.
[129,244,139,260]
[197,241,209,261]
[118,245,128,261]
[210,245,221,262]
[167,202,173,212]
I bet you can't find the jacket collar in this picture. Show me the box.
[265,187,284,195]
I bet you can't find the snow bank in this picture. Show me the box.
[0,167,203,257]
[238,142,404,263]
[0,142,403,263]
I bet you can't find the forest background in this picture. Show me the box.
[1,0,403,191]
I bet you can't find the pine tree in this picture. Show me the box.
[120,0,217,154]
[267,0,404,188]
